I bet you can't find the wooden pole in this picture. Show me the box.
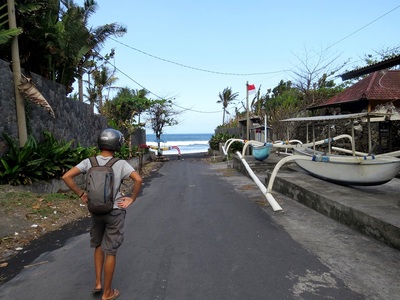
[246,82,250,141]
[7,0,27,146]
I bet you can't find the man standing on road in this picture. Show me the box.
[62,128,142,300]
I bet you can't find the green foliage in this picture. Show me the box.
[0,2,23,45]
[105,87,151,131]
[217,87,239,124]
[0,0,126,95]
[209,132,243,152]
[0,28,23,45]
[0,130,150,185]
[132,144,150,156]
[149,99,179,141]
[0,132,96,185]
[114,143,130,159]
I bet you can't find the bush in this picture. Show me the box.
[0,132,96,185]
[114,143,130,159]
[0,132,150,185]
[208,132,243,152]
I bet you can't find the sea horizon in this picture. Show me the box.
[146,133,213,155]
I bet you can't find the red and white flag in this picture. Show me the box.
[247,84,256,95]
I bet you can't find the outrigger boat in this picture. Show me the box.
[222,115,274,162]
[222,139,272,161]
[224,112,400,212]
[275,112,400,186]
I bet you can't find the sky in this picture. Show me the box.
[75,1,400,134]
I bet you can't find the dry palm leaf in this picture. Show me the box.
[17,76,55,118]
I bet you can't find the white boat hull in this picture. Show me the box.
[293,148,400,186]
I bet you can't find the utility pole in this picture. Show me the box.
[8,0,27,146]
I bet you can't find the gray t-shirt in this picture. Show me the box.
[76,155,135,209]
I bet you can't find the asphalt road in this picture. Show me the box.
[0,156,398,299]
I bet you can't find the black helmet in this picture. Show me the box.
[97,129,124,151]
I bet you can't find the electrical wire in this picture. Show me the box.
[96,52,222,114]
[324,4,400,53]
[109,3,400,79]
[109,37,287,76]
[98,4,400,114]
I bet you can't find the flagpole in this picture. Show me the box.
[246,81,250,143]
[264,114,267,142]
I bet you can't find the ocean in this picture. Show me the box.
[146,133,212,155]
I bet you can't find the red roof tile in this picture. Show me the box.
[320,70,400,107]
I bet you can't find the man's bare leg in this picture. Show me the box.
[94,246,104,291]
[102,254,119,299]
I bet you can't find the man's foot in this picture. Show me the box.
[102,289,121,300]
[92,287,102,294]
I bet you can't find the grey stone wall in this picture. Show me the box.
[0,59,19,154]
[215,127,241,137]
[0,59,144,155]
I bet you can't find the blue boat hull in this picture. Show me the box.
[252,143,273,161]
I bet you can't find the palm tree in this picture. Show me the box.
[132,89,150,126]
[217,87,238,124]
[90,65,118,113]
[76,14,126,101]
[0,0,126,96]
[59,0,127,97]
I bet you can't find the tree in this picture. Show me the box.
[290,47,347,108]
[131,89,151,126]
[105,87,151,157]
[361,46,400,67]
[217,87,239,125]
[148,99,179,155]
[0,0,90,92]
[0,0,126,96]
[90,65,118,113]
[74,4,126,101]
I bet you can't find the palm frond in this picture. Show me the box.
[17,76,56,118]
[0,28,23,45]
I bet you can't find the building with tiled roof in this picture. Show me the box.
[311,70,400,113]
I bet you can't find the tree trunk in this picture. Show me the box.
[78,77,83,102]
[8,0,27,146]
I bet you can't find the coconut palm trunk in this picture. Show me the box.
[7,0,27,146]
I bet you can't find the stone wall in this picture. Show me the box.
[0,59,145,155]
[215,127,241,137]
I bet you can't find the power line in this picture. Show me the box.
[109,4,400,80]
[324,4,400,53]
[173,103,221,114]
[109,37,287,76]
[96,52,222,114]
[98,5,400,113]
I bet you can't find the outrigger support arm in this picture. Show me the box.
[236,151,283,212]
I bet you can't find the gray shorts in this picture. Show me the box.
[90,209,126,255]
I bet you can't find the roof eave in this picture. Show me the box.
[340,55,400,80]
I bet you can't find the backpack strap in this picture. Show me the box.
[89,157,119,167]
[105,157,120,167]
[105,158,122,198]
[89,156,99,167]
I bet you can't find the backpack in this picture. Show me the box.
[86,157,120,214]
